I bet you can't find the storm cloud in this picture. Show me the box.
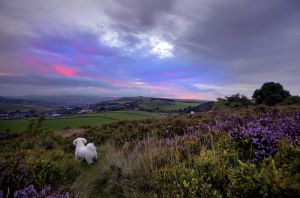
[0,0,299,99]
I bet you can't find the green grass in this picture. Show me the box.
[71,144,110,198]
[0,119,30,132]
[138,101,199,111]
[0,111,163,133]
[42,117,114,130]
[99,111,162,119]
[74,111,162,118]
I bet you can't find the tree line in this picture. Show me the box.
[214,82,300,108]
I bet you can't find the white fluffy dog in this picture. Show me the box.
[73,138,97,165]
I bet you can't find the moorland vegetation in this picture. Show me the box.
[0,82,299,197]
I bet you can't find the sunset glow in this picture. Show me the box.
[54,65,79,77]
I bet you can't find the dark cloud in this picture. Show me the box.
[102,0,300,77]
[103,0,175,31]
[0,0,299,98]
[0,31,31,53]
[185,0,300,60]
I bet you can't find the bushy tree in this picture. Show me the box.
[225,94,252,107]
[213,94,252,109]
[252,82,290,106]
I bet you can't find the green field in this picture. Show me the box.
[138,101,199,111]
[0,111,164,133]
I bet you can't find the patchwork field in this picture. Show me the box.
[0,111,164,133]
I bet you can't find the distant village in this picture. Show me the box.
[0,100,140,120]
[0,107,94,120]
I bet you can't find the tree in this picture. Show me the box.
[252,82,290,106]
[225,94,252,107]
[213,93,252,109]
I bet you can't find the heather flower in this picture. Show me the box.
[216,110,300,162]
[13,185,70,198]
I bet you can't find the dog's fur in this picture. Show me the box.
[73,138,97,165]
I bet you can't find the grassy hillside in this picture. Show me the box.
[138,101,199,111]
[0,111,164,132]
[93,96,203,112]
[1,105,299,197]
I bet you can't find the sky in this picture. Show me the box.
[0,0,299,100]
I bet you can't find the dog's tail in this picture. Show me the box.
[86,143,96,152]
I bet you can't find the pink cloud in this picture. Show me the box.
[54,64,79,77]
[0,72,9,76]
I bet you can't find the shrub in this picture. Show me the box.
[229,141,300,197]
[0,119,79,197]
[283,96,300,105]
[213,94,253,110]
[0,149,79,196]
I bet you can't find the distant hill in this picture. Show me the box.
[0,95,115,113]
[0,96,51,113]
[0,95,212,113]
[0,95,118,107]
[93,96,209,112]
[20,95,119,106]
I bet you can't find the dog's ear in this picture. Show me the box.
[82,138,87,144]
[73,139,77,145]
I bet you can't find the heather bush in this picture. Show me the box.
[89,107,300,197]
[229,141,300,197]
[84,115,204,147]
[155,133,237,197]
[13,185,71,198]
[216,110,300,162]
[92,133,236,197]
[0,119,79,197]
[141,135,300,197]
[0,149,79,197]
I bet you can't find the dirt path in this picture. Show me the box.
[70,144,109,198]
